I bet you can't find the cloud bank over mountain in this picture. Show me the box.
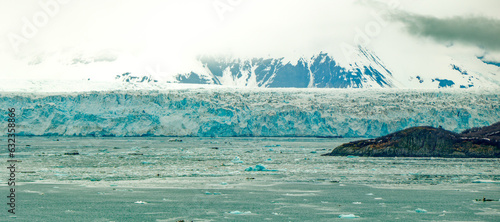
[0,0,499,88]
[392,13,500,51]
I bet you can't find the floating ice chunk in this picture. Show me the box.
[98,149,109,153]
[415,208,427,213]
[244,164,277,172]
[134,201,147,204]
[366,193,374,196]
[228,211,251,215]
[338,214,359,218]
[352,202,362,204]
[232,156,243,164]
[374,197,383,200]
[472,180,500,184]
[249,165,261,171]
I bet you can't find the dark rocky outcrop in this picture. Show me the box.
[460,122,500,142]
[322,122,500,158]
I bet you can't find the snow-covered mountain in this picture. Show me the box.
[113,46,499,89]
[2,46,499,91]
[172,47,402,88]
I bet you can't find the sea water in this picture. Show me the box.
[1,136,499,221]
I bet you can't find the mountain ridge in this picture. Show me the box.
[175,47,400,88]
[109,46,500,89]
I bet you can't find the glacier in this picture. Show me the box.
[0,89,499,137]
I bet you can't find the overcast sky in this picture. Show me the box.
[1,0,499,81]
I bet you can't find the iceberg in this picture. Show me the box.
[338,214,359,218]
[228,211,252,215]
[415,208,427,213]
[244,164,277,172]
[231,156,243,164]
[472,180,500,184]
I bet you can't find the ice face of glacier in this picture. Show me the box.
[0,89,498,137]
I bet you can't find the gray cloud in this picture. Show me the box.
[392,13,500,50]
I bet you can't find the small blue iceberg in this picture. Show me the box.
[339,214,359,218]
[231,156,243,164]
[244,164,277,172]
[227,211,251,215]
[415,208,427,213]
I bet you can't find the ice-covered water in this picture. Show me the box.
[1,137,499,221]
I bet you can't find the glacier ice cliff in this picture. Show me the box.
[0,89,499,137]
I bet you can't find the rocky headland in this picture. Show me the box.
[322,122,500,158]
